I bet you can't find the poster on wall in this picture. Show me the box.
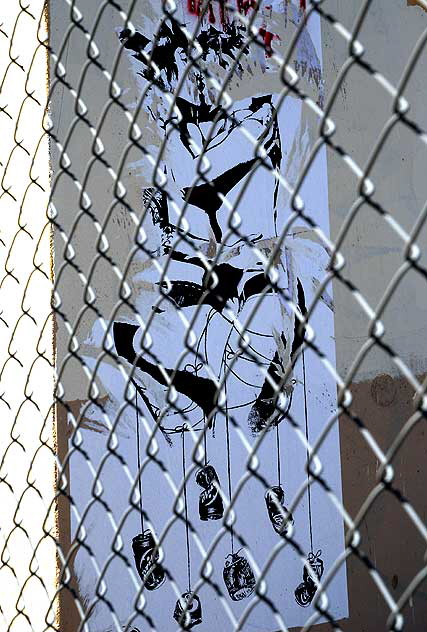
[54,1,348,630]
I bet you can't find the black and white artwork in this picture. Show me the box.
[196,465,224,521]
[294,549,325,607]
[265,485,294,537]
[173,591,203,629]
[131,529,166,591]
[223,551,257,602]
[61,1,348,629]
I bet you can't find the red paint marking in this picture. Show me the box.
[188,0,217,22]
[218,0,228,28]
[208,2,216,23]
[185,0,281,46]
[238,0,257,14]
[187,0,256,23]
[187,0,200,15]
[258,27,280,57]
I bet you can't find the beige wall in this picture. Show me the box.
[315,2,427,631]
[323,0,427,381]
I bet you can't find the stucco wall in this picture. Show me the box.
[318,2,427,631]
[323,0,427,381]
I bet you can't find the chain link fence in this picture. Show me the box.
[2,0,427,630]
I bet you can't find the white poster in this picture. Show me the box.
[63,2,348,630]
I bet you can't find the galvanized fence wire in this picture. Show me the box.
[2,0,427,630]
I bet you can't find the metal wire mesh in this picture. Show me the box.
[2,0,427,630]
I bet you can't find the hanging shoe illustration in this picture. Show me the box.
[294,549,324,607]
[173,591,202,629]
[265,485,294,536]
[295,576,317,607]
[132,529,166,590]
[223,551,256,601]
[196,464,224,521]
[303,550,324,584]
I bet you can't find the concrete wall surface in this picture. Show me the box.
[319,1,427,630]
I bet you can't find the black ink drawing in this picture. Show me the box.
[119,18,251,92]
[113,321,218,419]
[160,262,243,313]
[132,530,166,591]
[52,1,348,628]
[267,401,295,538]
[101,4,343,628]
[172,430,203,627]
[294,550,324,607]
[248,336,288,436]
[221,373,256,602]
[132,390,166,590]
[223,551,256,601]
[182,158,259,243]
[143,186,174,251]
[196,464,224,521]
[173,591,203,629]
[265,485,294,537]
[294,279,326,608]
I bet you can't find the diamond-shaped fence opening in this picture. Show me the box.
[1,1,427,631]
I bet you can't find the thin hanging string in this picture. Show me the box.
[136,390,144,534]
[276,424,281,488]
[182,429,191,592]
[302,350,313,553]
[224,360,234,554]
[203,414,208,467]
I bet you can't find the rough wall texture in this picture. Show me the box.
[323,0,427,380]
[306,375,427,632]
[317,1,427,630]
